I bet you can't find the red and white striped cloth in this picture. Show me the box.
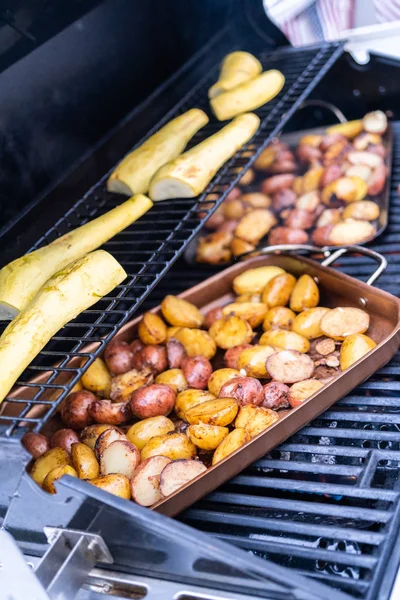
[263,0,400,46]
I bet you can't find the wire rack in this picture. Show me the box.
[0,41,343,437]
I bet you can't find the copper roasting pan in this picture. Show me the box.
[4,246,400,517]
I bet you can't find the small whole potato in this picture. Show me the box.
[262,382,290,410]
[133,345,168,375]
[43,465,78,494]
[222,302,268,328]
[81,358,111,398]
[241,192,271,208]
[231,237,256,257]
[212,428,247,465]
[141,432,196,461]
[80,424,119,451]
[196,231,233,265]
[22,432,50,458]
[173,328,217,359]
[30,447,71,486]
[263,306,296,331]
[127,416,175,450]
[207,368,239,396]
[235,209,276,244]
[239,406,279,438]
[284,208,315,230]
[237,344,276,378]
[138,312,167,345]
[166,338,187,368]
[238,168,255,186]
[260,174,295,195]
[203,307,223,329]
[130,339,145,356]
[232,266,285,295]
[288,379,324,407]
[272,189,297,212]
[209,316,253,349]
[89,400,132,425]
[340,333,376,371]
[50,429,79,454]
[219,376,264,407]
[224,344,253,369]
[110,368,153,403]
[292,307,331,339]
[329,220,375,245]
[311,224,334,247]
[222,198,245,220]
[260,329,310,353]
[175,389,216,420]
[268,227,308,246]
[60,390,96,430]
[130,384,176,419]
[261,273,297,308]
[342,201,380,221]
[71,442,100,479]
[185,398,239,427]
[104,341,135,375]
[187,423,229,451]
[161,295,204,328]
[155,368,188,392]
[290,274,319,312]
[181,356,213,390]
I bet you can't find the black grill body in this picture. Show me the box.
[1,9,400,600]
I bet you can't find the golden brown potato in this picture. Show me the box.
[224,344,253,369]
[293,176,303,195]
[329,220,375,245]
[212,428,247,465]
[296,191,320,213]
[161,295,204,328]
[320,307,370,340]
[260,329,310,353]
[342,201,380,221]
[236,293,262,303]
[203,307,223,329]
[175,389,216,420]
[302,166,324,192]
[231,237,256,257]
[299,134,323,147]
[81,358,111,398]
[89,400,132,425]
[238,168,255,186]
[159,460,207,497]
[138,312,167,345]
[104,341,135,375]
[345,164,372,181]
[233,266,285,295]
[94,428,128,460]
[261,273,296,308]
[348,151,383,169]
[219,376,264,406]
[141,432,196,461]
[110,368,153,403]
[131,456,171,506]
[272,189,297,212]
[173,328,217,359]
[290,274,319,312]
[196,231,233,265]
[127,416,174,450]
[326,119,363,138]
[71,442,99,479]
[185,398,239,427]
[43,465,78,494]
[316,208,342,228]
[245,407,279,438]
[340,333,376,370]
[22,432,50,458]
[235,209,276,244]
[222,198,245,220]
[166,326,182,340]
[130,384,176,419]
[181,356,212,390]
[254,146,276,171]
[50,429,79,454]
[339,176,368,203]
[235,404,260,428]
[80,424,119,451]
[30,448,71,486]
[237,344,276,378]
[99,440,140,479]
[207,368,240,396]
[263,306,296,331]
[60,390,96,430]
[209,316,253,349]
[266,350,314,383]
[155,368,188,392]
[166,338,187,368]
[89,474,131,499]
[241,192,271,208]
[222,301,268,328]
[133,345,168,375]
[187,423,229,451]
[363,110,387,134]
[292,307,331,339]
[288,379,324,407]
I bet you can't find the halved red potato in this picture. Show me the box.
[159,460,207,497]
[362,110,387,134]
[288,379,324,407]
[296,191,320,212]
[347,151,383,169]
[343,201,380,221]
[329,220,375,245]
[320,307,370,340]
[131,456,172,506]
[99,440,140,478]
[266,350,315,384]
[94,428,128,461]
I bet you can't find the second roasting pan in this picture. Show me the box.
[4,246,400,516]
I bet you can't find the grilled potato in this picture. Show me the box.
[261,273,296,307]
[292,307,331,339]
[222,301,268,328]
[155,368,188,393]
[320,307,370,340]
[235,209,276,244]
[288,379,324,407]
[30,448,71,487]
[161,295,203,328]
[187,423,229,451]
[104,341,135,375]
[185,398,239,427]
[127,416,175,450]
[138,312,167,345]
[99,440,140,479]
[209,316,253,349]
[159,460,207,497]
[237,344,275,378]
[50,429,80,455]
[43,465,78,494]
[173,328,217,359]
[290,274,319,312]
[71,442,100,480]
[233,266,285,295]
[22,432,50,459]
[329,220,375,245]
[207,368,240,396]
[175,389,215,420]
[80,424,120,451]
[89,474,131,499]
[224,344,253,369]
[342,201,380,221]
[266,350,314,383]
[263,306,296,331]
[110,368,153,403]
[181,356,212,390]
[245,407,279,438]
[212,428,248,465]
[218,376,264,406]
[131,456,171,506]
[339,333,376,370]
[130,384,176,419]
[260,329,310,353]
[141,432,196,461]
[60,390,96,430]
[81,358,111,398]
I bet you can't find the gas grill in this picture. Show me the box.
[2,3,400,599]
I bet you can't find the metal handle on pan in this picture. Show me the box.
[240,244,387,286]
[297,99,348,123]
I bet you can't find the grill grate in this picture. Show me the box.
[174,123,400,600]
[0,42,343,437]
